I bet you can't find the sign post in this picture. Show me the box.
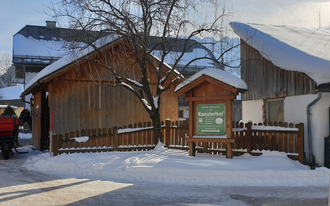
[175,70,247,159]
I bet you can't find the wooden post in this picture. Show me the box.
[189,142,196,156]
[53,135,58,156]
[298,123,305,164]
[226,143,233,159]
[245,122,252,153]
[113,127,118,151]
[165,119,171,147]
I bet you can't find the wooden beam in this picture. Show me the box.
[175,75,240,95]
[185,138,235,143]
[185,95,236,102]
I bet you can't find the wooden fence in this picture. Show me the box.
[53,119,304,164]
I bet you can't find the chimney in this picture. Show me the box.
[46,21,56,29]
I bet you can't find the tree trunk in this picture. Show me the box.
[151,108,162,145]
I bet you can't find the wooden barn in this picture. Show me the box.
[230,22,330,166]
[21,37,179,151]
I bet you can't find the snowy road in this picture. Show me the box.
[0,151,328,206]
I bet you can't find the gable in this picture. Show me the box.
[175,68,247,95]
[240,40,317,101]
[230,22,330,85]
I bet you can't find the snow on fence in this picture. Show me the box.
[52,122,156,155]
[52,120,304,164]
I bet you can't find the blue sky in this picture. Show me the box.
[0,0,52,55]
[1,0,330,56]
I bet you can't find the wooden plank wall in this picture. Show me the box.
[240,39,317,101]
[48,44,178,136]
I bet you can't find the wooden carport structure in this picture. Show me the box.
[21,37,180,150]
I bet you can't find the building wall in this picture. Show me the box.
[242,94,329,166]
[242,99,264,123]
[284,94,317,164]
[311,93,330,166]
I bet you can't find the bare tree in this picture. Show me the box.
[0,53,11,75]
[50,0,238,143]
[0,53,21,88]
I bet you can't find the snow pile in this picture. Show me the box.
[252,125,298,131]
[72,136,89,143]
[24,142,329,187]
[175,68,247,92]
[230,22,330,85]
[16,145,37,153]
[0,105,18,109]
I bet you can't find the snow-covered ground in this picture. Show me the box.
[23,142,329,187]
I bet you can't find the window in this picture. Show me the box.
[179,110,183,118]
[267,99,284,123]
[15,66,24,78]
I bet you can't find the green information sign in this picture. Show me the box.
[197,104,225,135]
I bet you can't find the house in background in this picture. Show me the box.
[0,66,23,87]
[0,84,24,116]
[12,21,105,108]
[230,22,330,166]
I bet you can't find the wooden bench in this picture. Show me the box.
[185,137,235,158]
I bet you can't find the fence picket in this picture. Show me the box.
[289,123,294,153]
[92,129,97,148]
[174,121,178,145]
[278,122,283,152]
[147,122,152,145]
[283,123,288,153]
[98,128,102,147]
[86,129,91,148]
[108,128,112,147]
[295,124,299,153]
[128,124,133,146]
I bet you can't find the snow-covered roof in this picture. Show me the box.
[13,24,107,59]
[13,34,66,57]
[230,22,330,85]
[0,105,18,109]
[22,35,119,96]
[22,35,180,96]
[0,85,24,100]
[174,68,247,93]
